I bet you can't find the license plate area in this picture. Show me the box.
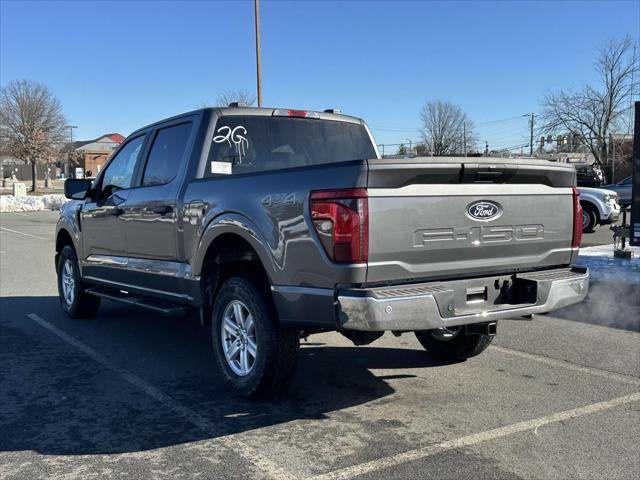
[433,275,539,318]
[466,286,487,303]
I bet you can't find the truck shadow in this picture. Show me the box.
[0,295,450,456]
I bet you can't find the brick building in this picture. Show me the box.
[61,133,124,177]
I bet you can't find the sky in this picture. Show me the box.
[1,0,639,152]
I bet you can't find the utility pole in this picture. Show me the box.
[529,113,534,156]
[463,121,467,156]
[406,138,412,157]
[254,0,263,107]
[485,140,489,156]
[65,125,78,178]
[629,44,636,134]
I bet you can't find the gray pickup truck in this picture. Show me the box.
[57,106,589,397]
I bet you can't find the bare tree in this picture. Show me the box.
[420,100,476,156]
[0,80,68,192]
[209,89,255,108]
[196,89,257,109]
[540,37,639,166]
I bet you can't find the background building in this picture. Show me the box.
[61,133,124,177]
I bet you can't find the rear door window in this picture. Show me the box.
[205,116,376,176]
[142,122,192,187]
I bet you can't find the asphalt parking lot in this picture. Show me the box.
[1,210,639,480]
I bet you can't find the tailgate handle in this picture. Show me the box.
[475,171,503,182]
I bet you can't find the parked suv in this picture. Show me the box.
[578,187,620,232]
[56,107,589,397]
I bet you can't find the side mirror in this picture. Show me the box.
[64,179,93,200]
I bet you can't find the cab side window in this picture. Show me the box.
[101,135,146,193]
[142,123,192,187]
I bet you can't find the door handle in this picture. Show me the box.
[151,205,173,215]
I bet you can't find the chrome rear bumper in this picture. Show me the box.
[337,267,588,331]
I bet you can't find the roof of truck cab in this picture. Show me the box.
[127,107,365,138]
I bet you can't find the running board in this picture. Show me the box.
[85,287,189,316]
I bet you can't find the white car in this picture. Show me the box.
[578,187,620,233]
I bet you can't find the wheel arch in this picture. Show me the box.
[194,213,276,281]
[580,199,601,223]
[195,215,277,323]
[55,227,76,266]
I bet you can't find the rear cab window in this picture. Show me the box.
[205,115,376,177]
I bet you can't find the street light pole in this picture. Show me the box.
[406,138,412,157]
[254,0,263,107]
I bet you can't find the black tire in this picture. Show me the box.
[414,325,493,361]
[581,203,598,233]
[212,276,299,398]
[57,245,101,318]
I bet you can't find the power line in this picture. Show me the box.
[476,114,530,126]
[370,113,531,133]
[492,142,531,152]
[370,126,420,132]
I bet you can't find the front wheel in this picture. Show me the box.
[581,204,598,233]
[212,276,299,398]
[57,245,101,318]
[415,325,493,361]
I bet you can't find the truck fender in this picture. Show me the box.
[193,212,277,283]
[55,202,83,267]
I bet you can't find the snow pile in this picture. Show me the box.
[577,244,640,284]
[41,194,69,210]
[0,194,69,212]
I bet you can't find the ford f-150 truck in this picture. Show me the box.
[56,106,589,397]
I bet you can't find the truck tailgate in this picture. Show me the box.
[365,158,577,284]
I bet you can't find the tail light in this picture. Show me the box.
[310,188,368,263]
[572,186,583,248]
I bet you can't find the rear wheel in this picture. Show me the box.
[57,245,101,318]
[212,276,299,398]
[581,204,598,233]
[415,325,493,361]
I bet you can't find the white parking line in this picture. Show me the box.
[0,226,46,240]
[490,345,640,386]
[311,392,640,480]
[25,313,298,480]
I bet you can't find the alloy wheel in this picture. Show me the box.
[61,259,75,307]
[582,210,590,229]
[221,300,257,376]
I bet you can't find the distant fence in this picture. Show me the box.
[377,143,431,158]
[1,163,50,181]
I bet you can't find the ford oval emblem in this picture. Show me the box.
[466,200,502,221]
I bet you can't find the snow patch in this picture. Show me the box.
[577,244,640,285]
[0,194,69,212]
